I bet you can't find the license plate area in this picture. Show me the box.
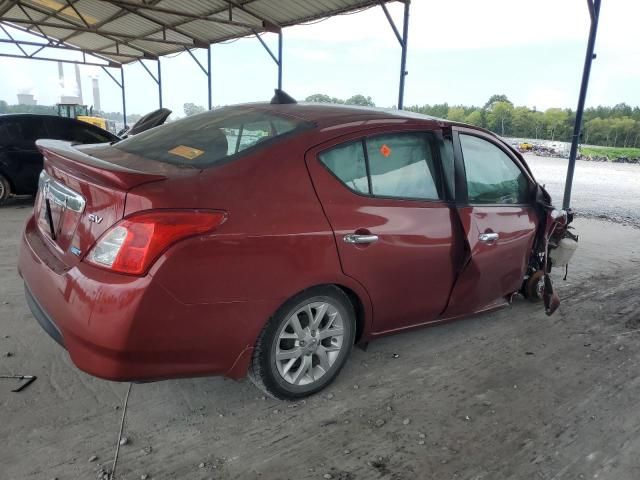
[36,171,85,249]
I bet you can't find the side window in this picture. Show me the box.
[318,141,369,194]
[460,134,530,204]
[318,132,443,200]
[365,133,441,200]
[223,118,297,155]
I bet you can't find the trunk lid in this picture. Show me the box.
[34,140,190,267]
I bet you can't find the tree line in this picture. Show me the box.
[406,94,640,148]
[304,93,640,148]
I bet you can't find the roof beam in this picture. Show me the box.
[90,0,265,58]
[1,17,202,47]
[107,0,263,31]
[63,0,91,28]
[0,22,145,63]
[17,1,59,44]
[221,0,280,30]
[13,1,156,57]
[0,37,140,59]
[55,0,164,51]
[23,0,79,26]
[0,22,28,55]
[0,51,119,67]
[105,1,209,47]
[0,0,18,17]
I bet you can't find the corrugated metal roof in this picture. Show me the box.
[0,0,394,66]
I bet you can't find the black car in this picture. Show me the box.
[0,114,119,204]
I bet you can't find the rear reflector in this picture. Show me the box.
[85,210,226,275]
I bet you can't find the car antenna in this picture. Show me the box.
[270,89,297,105]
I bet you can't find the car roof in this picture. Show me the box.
[223,102,497,137]
[242,102,443,123]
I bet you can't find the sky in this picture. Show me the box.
[0,0,639,118]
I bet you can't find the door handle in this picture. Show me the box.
[478,232,499,243]
[343,234,379,244]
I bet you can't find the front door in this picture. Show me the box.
[306,128,458,334]
[444,129,539,317]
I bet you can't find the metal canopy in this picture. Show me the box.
[0,0,411,127]
[0,0,394,65]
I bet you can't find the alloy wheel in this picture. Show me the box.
[274,301,345,386]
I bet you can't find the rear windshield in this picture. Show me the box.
[114,107,310,168]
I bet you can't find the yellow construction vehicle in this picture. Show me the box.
[56,103,114,132]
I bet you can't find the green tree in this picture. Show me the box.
[487,101,514,136]
[183,102,205,116]
[511,106,532,137]
[484,94,512,110]
[345,94,375,107]
[544,108,568,141]
[531,111,545,140]
[464,110,483,126]
[446,106,466,122]
[305,93,333,103]
[617,117,635,147]
[585,117,611,145]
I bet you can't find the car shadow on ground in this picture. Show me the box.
[1,196,34,209]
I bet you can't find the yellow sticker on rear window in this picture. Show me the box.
[168,145,204,160]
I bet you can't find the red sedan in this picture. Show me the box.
[18,99,575,399]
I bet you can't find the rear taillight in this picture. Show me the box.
[85,210,226,275]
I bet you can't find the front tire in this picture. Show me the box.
[524,270,545,302]
[249,286,355,400]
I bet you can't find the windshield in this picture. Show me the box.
[114,106,310,168]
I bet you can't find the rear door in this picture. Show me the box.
[444,128,539,317]
[306,127,459,334]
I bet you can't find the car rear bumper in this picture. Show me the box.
[24,283,65,348]
[18,214,266,382]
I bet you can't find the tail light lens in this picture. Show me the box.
[85,210,226,275]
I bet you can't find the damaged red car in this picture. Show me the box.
[18,96,577,399]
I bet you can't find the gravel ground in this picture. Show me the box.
[526,154,640,228]
[1,184,640,479]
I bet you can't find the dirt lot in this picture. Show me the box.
[2,197,640,480]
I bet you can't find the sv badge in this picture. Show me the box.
[87,213,103,224]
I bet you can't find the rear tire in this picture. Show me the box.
[0,174,10,205]
[249,286,355,400]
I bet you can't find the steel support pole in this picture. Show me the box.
[207,45,212,110]
[562,0,601,210]
[157,58,163,108]
[397,0,410,109]
[120,67,127,126]
[277,31,283,90]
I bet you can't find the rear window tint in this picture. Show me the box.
[114,107,310,168]
[318,141,369,194]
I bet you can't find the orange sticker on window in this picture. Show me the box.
[379,144,392,157]
[168,145,204,160]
